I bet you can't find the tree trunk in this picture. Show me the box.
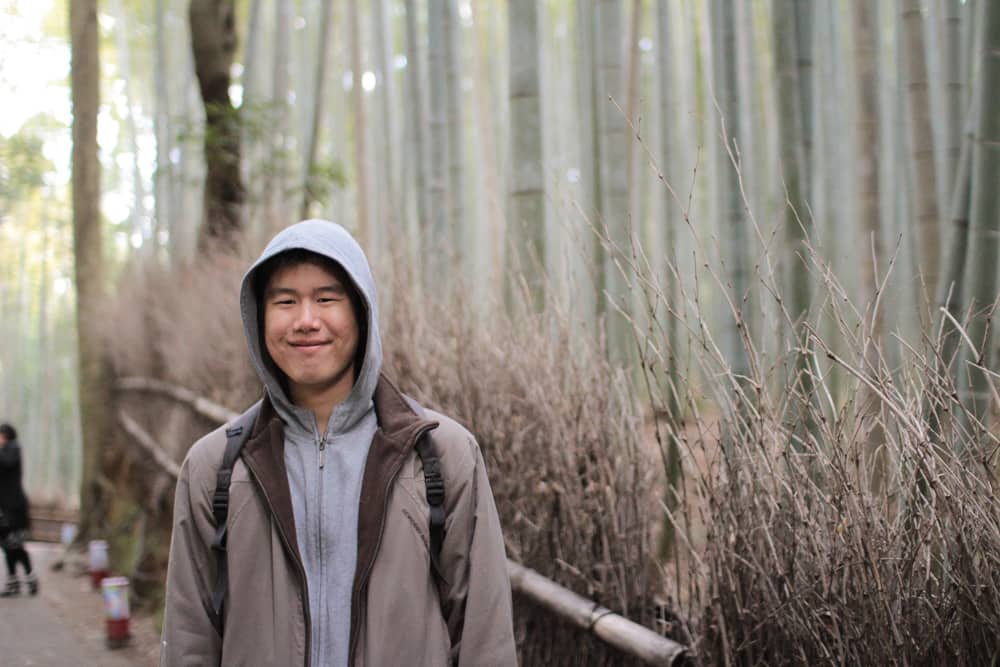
[654,0,683,559]
[112,0,147,247]
[240,0,262,239]
[773,0,811,325]
[469,0,505,292]
[71,0,112,539]
[153,0,172,259]
[189,0,244,251]
[576,0,601,326]
[957,3,1000,435]
[624,0,641,250]
[300,0,335,220]
[372,0,399,235]
[427,0,450,280]
[349,0,370,249]
[772,0,821,446]
[444,0,466,277]
[901,0,942,308]
[595,0,629,364]
[507,0,545,311]
[929,94,975,442]
[853,0,882,339]
[269,0,291,232]
[404,0,430,263]
[943,0,963,190]
[716,0,750,383]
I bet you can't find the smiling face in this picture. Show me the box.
[262,260,362,415]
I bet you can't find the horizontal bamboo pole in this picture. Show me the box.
[117,376,236,423]
[118,410,182,479]
[118,377,690,664]
[507,561,688,666]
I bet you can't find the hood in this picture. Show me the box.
[239,219,383,437]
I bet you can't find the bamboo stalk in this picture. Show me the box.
[507,561,688,666]
[118,410,182,479]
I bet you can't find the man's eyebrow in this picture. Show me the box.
[316,282,347,293]
[265,286,299,297]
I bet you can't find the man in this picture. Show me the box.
[161,220,516,666]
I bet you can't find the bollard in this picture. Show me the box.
[88,540,109,591]
[60,523,77,547]
[101,576,131,649]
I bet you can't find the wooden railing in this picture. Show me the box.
[116,377,689,666]
[28,506,80,544]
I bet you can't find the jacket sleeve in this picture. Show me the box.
[160,448,222,667]
[440,436,517,666]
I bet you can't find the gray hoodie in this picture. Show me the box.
[239,219,382,667]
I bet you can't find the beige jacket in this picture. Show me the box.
[160,376,516,666]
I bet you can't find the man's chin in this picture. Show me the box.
[287,370,353,396]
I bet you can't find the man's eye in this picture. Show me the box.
[274,299,295,306]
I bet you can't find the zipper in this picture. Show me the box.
[348,423,436,664]
[314,419,326,664]
[243,458,312,667]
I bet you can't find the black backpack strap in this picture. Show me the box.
[402,395,447,584]
[415,435,446,583]
[208,401,261,636]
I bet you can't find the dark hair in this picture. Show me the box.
[0,423,17,440]
[252,248,369,382]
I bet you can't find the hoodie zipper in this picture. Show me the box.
[242,459,312,667]
[314,422,327,665]
[347,423,436,664]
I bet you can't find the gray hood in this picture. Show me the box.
[239,219,383,437]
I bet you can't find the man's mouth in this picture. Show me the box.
[289,340,331,348]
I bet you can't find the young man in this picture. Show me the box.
[161,220,516,666]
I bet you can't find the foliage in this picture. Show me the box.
[0,128,51,219]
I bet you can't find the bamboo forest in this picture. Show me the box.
[1,0,999,663]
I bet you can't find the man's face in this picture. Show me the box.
[263,261,361,409]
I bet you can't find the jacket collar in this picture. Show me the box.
[352,373,439,661]
[241,373,439,614]
[241,397,300,561]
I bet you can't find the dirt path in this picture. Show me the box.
[0,542,160,666]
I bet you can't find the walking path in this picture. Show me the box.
[0,543,159,666]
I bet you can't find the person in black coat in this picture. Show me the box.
[0,423,37,596]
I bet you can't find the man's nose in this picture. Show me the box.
[293,301,321,330]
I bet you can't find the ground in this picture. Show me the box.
[0,542,160,666]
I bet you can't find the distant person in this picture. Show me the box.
[161,220,516,665]
[0,422,37,597]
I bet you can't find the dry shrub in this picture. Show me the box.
[382,283,672,666]
[103,249,261,605]
[107,250,260,456]
[626,225,1000,664]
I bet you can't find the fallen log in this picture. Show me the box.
[116,376,235,423]
[507,561,688,666]
[118,410,182,479]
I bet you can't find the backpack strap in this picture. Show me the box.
[415,435,446,582]
[403,395,447,584]
[208,401,261,636]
